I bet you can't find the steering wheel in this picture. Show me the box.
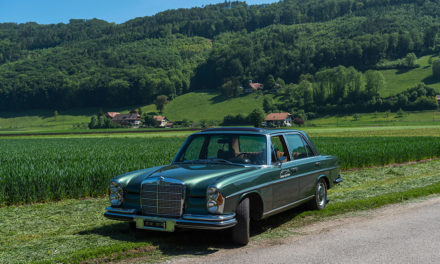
[235,152,251,164]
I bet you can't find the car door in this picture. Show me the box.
[284,133,318,200]
[269,134,302,209]
[298,136,323,198]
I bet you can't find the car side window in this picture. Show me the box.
[285,134,308,160]
[302,138,315,157]
[270,135,290,164]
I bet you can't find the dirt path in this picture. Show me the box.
[164,196,440,264]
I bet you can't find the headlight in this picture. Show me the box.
[206,186,224,214]
[108,180,124,207]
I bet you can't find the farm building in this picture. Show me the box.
[112,110,141,127]
[265,112,292,127]
[153,115,170,127]
[244,81,263,93]
[105,112,120,119]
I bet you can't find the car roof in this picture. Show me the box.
[199,127,306,135]
[193,127,319,155]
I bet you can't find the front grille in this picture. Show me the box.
[141,178,185,217]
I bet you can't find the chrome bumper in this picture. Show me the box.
[104,207,237,231]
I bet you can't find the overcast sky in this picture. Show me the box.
[0,0,280,25]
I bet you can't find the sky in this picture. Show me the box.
[0,0,280,25]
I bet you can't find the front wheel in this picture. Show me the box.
[308,179,327,210]
[231,198,250,245]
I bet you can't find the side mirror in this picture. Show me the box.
[276,156,286,168]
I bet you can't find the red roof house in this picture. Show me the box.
[153,116,169,127]
[245,82,263,93]
[112,111,141,127]
[265,112,292,127]
[105,112,120,119]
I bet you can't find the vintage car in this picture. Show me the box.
[104,127,341,245]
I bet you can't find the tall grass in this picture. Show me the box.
[315,137,440,169]
[1,136,440,205]
[0,138,184,205]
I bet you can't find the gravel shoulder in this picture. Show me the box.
[163,195,440,264]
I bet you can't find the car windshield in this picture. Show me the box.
[174,134,267,165]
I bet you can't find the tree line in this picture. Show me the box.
[0,0,440,112]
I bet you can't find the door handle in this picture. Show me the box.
[315,162,321,167]
[290,167,298,173]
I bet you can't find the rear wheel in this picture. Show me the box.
[308,179,327,210]
[231,198,250,245]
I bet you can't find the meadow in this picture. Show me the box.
[0,92,266,132]
[2,135,440,205]
[380,55,440,97]
[308,110,440,127]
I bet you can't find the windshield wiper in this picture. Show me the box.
[174,159,205,164]
[207,158,234,164]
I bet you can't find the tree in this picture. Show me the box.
[53,110,59,121]
[248,108,265,127]
[432,59,440,80]
[154,95,169,113]
[365,70,385,98]
[404,53,417,68]
[352,113,360,121]
[264,74,276,91]
[138,107,143,115]
[88,115,98,129]
[143,114,159,127]
[263,96,276,113]
[297,80,314,106]
[220,79,241,97]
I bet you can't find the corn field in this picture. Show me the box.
[1,136,439,205]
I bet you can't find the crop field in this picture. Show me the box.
[2,159,440,264]
[2,136,440,205]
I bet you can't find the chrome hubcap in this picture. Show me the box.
[317,183,326,207]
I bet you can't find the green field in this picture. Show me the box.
[380,55,440,97]
[162,91,266,122]
[0,92,267,132]
[308,110,440,127]
[2,159,440,264]
[2,135,440,205]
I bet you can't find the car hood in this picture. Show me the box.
[120,163,257,196]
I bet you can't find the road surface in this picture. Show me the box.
[166,196,440,264]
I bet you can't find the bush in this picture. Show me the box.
[293,117,304,126]
[222,114,250,126]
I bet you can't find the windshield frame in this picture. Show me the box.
[172,133,270,166]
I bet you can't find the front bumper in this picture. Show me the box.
[104,207,237,232]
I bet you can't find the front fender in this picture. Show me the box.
[224,190,264,216]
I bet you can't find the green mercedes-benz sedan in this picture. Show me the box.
[104,127,342,245]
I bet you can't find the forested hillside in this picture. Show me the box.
[1,0,440,113]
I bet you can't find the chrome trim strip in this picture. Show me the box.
[263,195,314,218]
[226,166,338,199]
[105,206,137,214]
[182,213,236,221]
[104,212,237,230]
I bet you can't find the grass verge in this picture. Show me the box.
[1,159,440,263]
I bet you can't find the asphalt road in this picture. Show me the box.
[168,196,440,264]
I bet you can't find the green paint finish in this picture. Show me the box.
[106,128,339,228]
